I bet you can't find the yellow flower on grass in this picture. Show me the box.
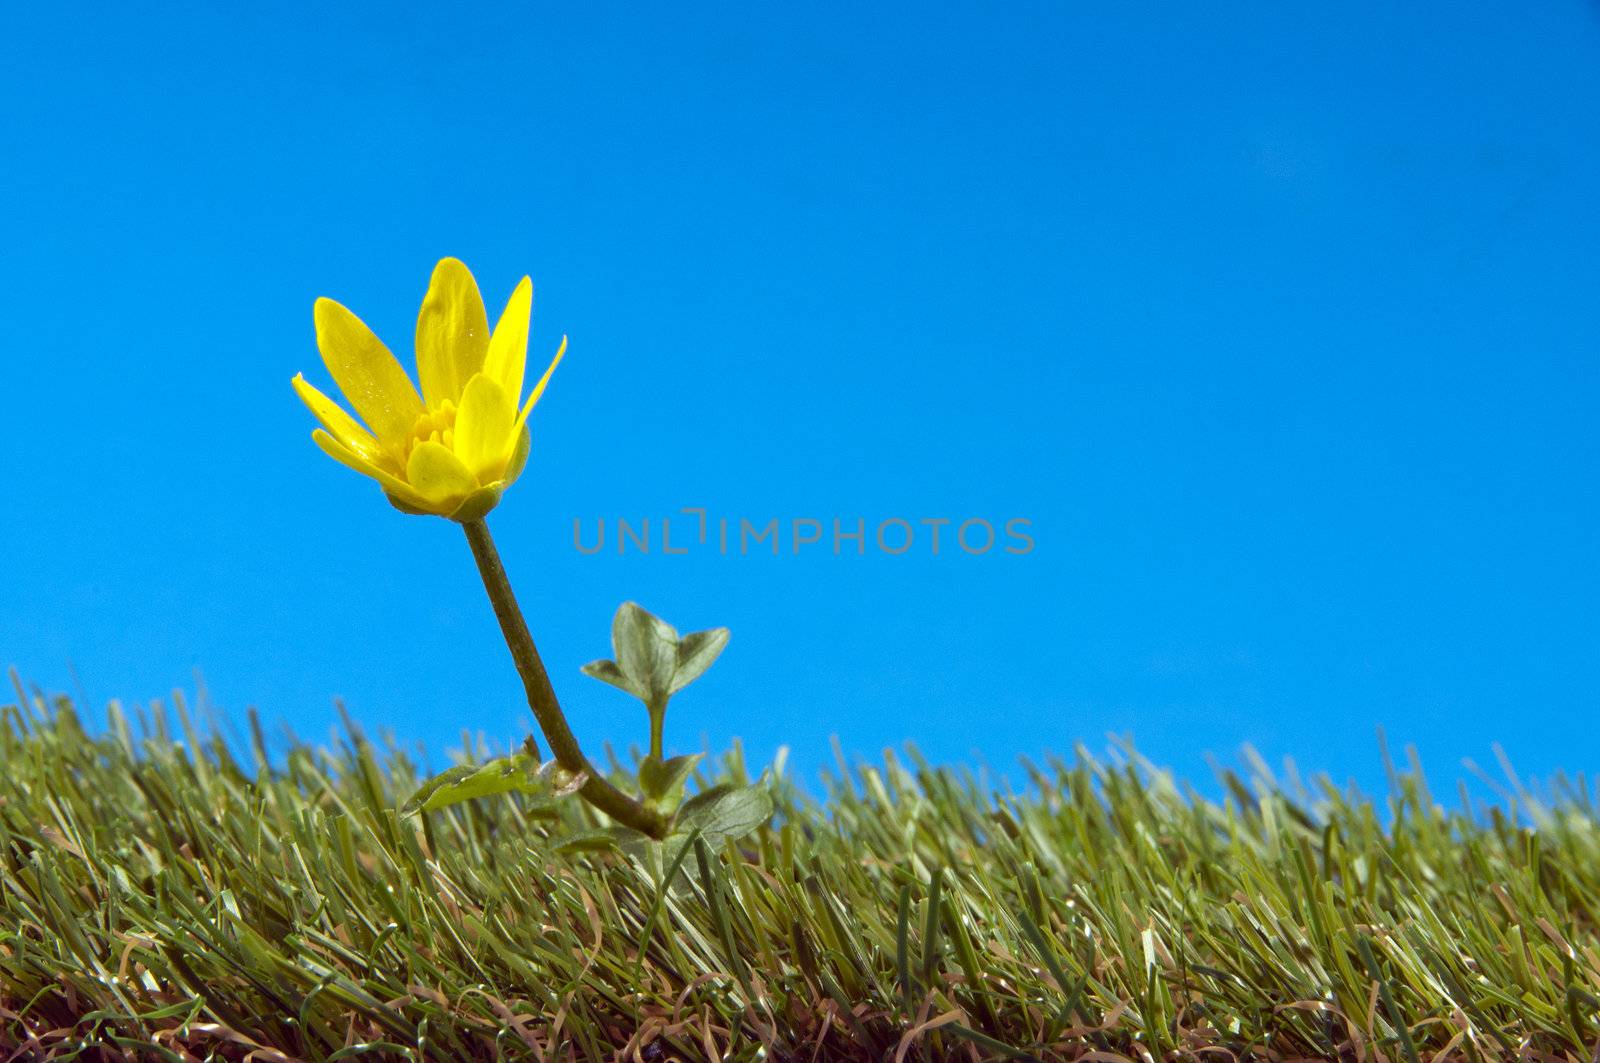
[293,257,566,522]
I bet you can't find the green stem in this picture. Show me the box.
[462,519,668,839]
[647,698,667,762]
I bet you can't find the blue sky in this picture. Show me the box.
[3,3,1596,795]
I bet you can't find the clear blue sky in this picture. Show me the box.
[3,3,1596,794]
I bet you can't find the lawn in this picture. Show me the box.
[3,678,1598,1061]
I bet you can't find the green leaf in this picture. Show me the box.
[552,825,650,855]
[580,658,640,697]
[673,784,774,845]
[639,753,702,802]
[671,628,730,694]
[401,752,547,815]
[612,601,679,703]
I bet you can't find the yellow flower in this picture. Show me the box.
[292,257,566,522]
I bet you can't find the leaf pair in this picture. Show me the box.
[581,602,729,705]
[639,752,702,803]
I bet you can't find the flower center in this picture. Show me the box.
[409,400,457,457]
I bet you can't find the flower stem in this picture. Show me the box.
[461,519,668,839]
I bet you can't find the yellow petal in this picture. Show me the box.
[454,373,516,482]
[415,257,489,408]
[292,374,385,466]
[311,429,431,511]
[483,276,532,407]
[314,298,423,449]
[406,440,477,510]
[512,336,568,435]
[502,426,532,487]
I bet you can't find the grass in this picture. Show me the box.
[5,679,1600,1061]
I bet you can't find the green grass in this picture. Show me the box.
[4,679,1600,1061]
